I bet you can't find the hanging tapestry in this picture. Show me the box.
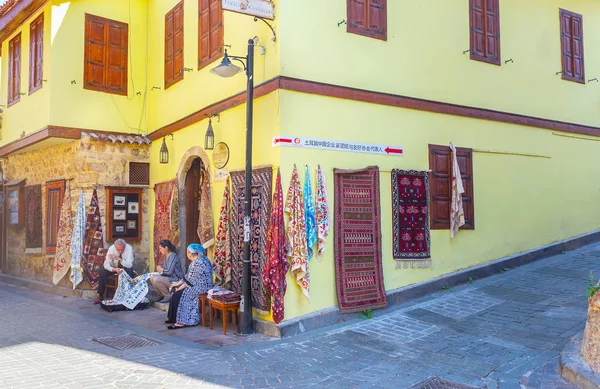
[81,189,106,288]
[450,143,465,239]
[230,166,272,313]
[316,165,330,262]
[391,169,431,268]
[170,184,180,248]
[25,185,42,248]
[264,171,289,323]
[70,189,86,289]
[334,166,387,314]
[213,177,232,288]
[154,180,177,268]
[285,165,310,300]
[304,166,317,260]
[198,169,215,248]
[53,181,72,285]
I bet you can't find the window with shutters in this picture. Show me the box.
[346,0,387,41]
[560,9,585,84]
[198,0,223,70]
[46,180,65,253]
[84,14,128,96]
[165,2,184,89]
[428,144,475,230]
[29,13,44,94]
[469,0,500,65]
[7,33,22,107]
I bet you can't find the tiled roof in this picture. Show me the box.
[81,132,152,146]
[0,0,20,18]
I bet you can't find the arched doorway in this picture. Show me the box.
[184,157,202,268]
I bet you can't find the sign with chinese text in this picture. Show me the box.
[272,136,404,157]
[222,0,274,20]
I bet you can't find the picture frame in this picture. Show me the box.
[127,220,136,230]
[127,201,139,214]
[113,209,126,220]
[114,195,126,206]
[113,222,126,235]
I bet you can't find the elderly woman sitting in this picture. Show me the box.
[165,243,214,329]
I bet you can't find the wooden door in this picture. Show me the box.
[184,158,202,268]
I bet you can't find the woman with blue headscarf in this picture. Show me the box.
[166,243,213,329]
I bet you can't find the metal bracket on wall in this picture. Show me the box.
[254,17,276,42]
[337,19,346,27]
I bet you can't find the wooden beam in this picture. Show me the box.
[0,0,47,45]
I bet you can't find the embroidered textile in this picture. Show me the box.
[304,166,317,261]
[106,272,159,310]
[316,165,330,262]
[285,165,310,300]
[213,178,232,288]
[198,169,215,248]
[391,169,431,267]
[264,171,289,323]
[25,185,42,248]
[70,190,86,289]
[230,167,272,313]
[334,166,386,313]
[52,181,72,285]
[81,189,106,288]
[450,143,465,239]
[154,180,177,268]
[176,256,214,325]
[170,184,180,248]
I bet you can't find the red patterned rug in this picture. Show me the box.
[231,167,272,313]
[153,180,177,268]
[81,189,106,288]
[391,169,431,268]
[333,166,387,314]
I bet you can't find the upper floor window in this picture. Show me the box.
[469,0,500,65]
[560,9,584,84]
[7,33,21,107]
[198,0,223,70]
[84,14,128,96]
[165,1,184,89]
[346,0,387,41]
[29,13,44,94]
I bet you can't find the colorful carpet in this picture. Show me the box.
[391,169,431,268]
[25,185,42,249]
[213,177,232,288]
[333,166,387,314]
[81,189,106,288]
[231,167,272,313]
[53,181,72,285]
[198,168,215,248]
[154,180,177,268]
[170,183,180,248]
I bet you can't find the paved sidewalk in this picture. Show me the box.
[1,242,599,388]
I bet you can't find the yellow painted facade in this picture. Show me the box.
[0,0,599,328]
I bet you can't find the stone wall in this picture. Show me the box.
[2,135,150,290]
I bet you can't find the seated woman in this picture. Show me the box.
[149,240,184,303]
[166,243,213,329]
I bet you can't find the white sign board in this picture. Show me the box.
[222,0,274,20]
[272,136,404,157]
[213,168,229,182]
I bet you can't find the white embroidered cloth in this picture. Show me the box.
[450,143,465,238]
[104,272,160,310]
[69,189,86,289]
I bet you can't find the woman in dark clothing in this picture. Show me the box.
[150,240,184,303]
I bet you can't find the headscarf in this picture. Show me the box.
[187,243,206,256]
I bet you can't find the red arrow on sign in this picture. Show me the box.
[273,137,293,144]
[385,147,403,155]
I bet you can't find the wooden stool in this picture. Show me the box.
[198,294,208,327]
[105,275,118,299]
[209,299,240,335]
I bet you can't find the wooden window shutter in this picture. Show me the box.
[8,33,21,106]
[29,13,44,93]
[428,144,474,230]
[469,0,500,65]
[198,0,223,70]
[84,14,128,95]
[347,0,387,41]
[45,180,65,253]
[560,9,584,84]
[165,2,184,89]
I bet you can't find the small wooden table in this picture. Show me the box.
[198,294,208,327]
[209,299,240,335]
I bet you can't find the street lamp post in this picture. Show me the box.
[210,39,255,335]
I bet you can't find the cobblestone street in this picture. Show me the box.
[1,243,598,389]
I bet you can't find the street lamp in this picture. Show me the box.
[210,39,255,335]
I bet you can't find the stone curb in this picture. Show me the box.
[560,332,600,389]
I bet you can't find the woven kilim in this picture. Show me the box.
[333,166,387,314]
[153,180,177,268]
[25,185,42,248]
[391,169,431,268]
[198,169,215,248]
[81,189,106,288]
[230,167,272,313]
[52,181,72,285]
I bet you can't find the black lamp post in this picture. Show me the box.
[210,39,255,335]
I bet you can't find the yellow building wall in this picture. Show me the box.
[279,0,600,128]
[146,0,281,131]
[277,90,600,320]
[48,0,148,133]
[0,4,52,144]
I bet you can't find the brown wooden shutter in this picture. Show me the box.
[455,147,475,230]
[85,15,106,90]
[35,15,43,88]
[469,0,500,65]
[165,11,174,86]
[209,0,223,60]
[14,34,21,102]
[29,13,44,93]
[347,0,387,41]
[29,22,36,92]
[45,180,64,253]
[106,21,128,95]
[198,0,223,70]
[8,33,22,106]
[165,2,184,89]
[8,37,14,105]
[560,9,584,84]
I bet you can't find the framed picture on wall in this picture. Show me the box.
[113,222,126,235]
[128,201,139,214]
[127,220,136,230]
[113,209,126,220]
[114,195,126,206]
[106,187,143,241]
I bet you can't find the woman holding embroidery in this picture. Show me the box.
[166,243,213,329]
[149,240,184,304]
